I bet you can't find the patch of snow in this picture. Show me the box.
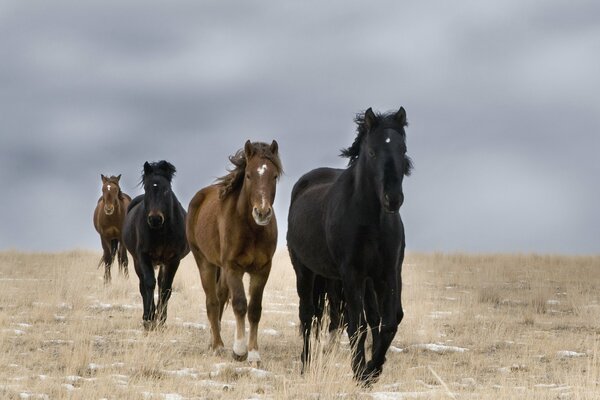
[88,362,104,371]
[89,302,113,310]
[196,379,235,390]
[164,368,199,378]
[54,315,66,322]
[181,322,207,330]
[411,343,469,353]
[261,328,279,336]
[546,299,560,305]
[429,311,453,319]
[15,323,32,328]
[388,346,405,353]
[61,384,76,391]
[556,350,586,358]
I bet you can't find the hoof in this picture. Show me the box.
[247,350,261,368]
[143,320,156,331]
[232,350,248,362]
[356,364,382,387]
[211,345,226,356]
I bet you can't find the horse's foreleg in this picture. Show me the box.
[364,279,381,360]
[341,270,368,384]
[137,255,156,330]
[195,252,224,352]
[247,263,272,366]
[156,260,180,327]
[225,267,248,361]
[365,272,400,383]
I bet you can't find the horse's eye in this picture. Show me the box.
[273,175,278,180]
[368,149,375,158]
[246,173,251,180]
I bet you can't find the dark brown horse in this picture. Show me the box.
[93,174,131,284]
[186,140,282,366]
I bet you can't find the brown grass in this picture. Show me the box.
[0,250,599,399]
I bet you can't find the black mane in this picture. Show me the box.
[141,161,176,186]
[340,110,408,166]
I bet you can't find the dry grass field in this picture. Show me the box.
[1,249,599,399]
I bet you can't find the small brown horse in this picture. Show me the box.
[93,174,131,284]
[186,140,282,365]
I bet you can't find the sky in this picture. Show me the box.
[1,1,598,254]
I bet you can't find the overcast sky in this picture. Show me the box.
[1,1,598,254]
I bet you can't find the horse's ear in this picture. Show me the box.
[101,174,107,183]
[270,140,278,154]
[116,174,121,182]
[143,161,152,175]
[244,140,254,158]
[394,107,407,126]
[364,107,377,131]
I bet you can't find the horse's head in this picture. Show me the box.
[243,140,282,226]
[101,174,122,215]
[142,161,176,229]
[343,107,413,214]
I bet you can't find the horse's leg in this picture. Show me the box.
[101,237,113,285]
[364,271,401,383]
[194,250,224,352]
[137,254,157,330]
[156,259,180,327]
[290,251,316,374]
[225,267,248,361]
[216,269,229,321]
[325,279,344,350]
[118,240,129,278]
[364,279,381,361]
[247,263,272,367]
[341,268,368,383]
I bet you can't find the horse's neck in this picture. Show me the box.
[346,162,381,217]
[234,184,257,228]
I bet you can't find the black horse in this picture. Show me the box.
[287,107,412,384]
[123,161,190,330]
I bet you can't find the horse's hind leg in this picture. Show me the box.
[118,240,129,278]
[193,250,224,352]
[101,238,113,285]
[290,250,316,373]
[224,267,248,361]
[156,260,180,327]
[247,263,272,366]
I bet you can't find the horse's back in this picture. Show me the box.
[287,167,343,278]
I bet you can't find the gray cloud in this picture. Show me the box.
[1,0,598,254]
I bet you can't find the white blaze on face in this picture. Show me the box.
[153,183,158,187]
[107,184,111,191]
[257,164,268,176]
[385,137,391,144]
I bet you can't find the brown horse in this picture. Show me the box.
[93,174,131,284]
[186,140,282,365]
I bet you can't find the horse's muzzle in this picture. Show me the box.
[252,207,273,226]
[147,214,165,229]
[383,193,403,214]
[104,205,115,215]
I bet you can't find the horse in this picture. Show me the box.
[287,107,412,384]
[93,174,131,284]
[123,161,190,330]
[186,140,282,366]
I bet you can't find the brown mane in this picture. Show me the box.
[216,142,283,199]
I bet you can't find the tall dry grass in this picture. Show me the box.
[0,249,599,399]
